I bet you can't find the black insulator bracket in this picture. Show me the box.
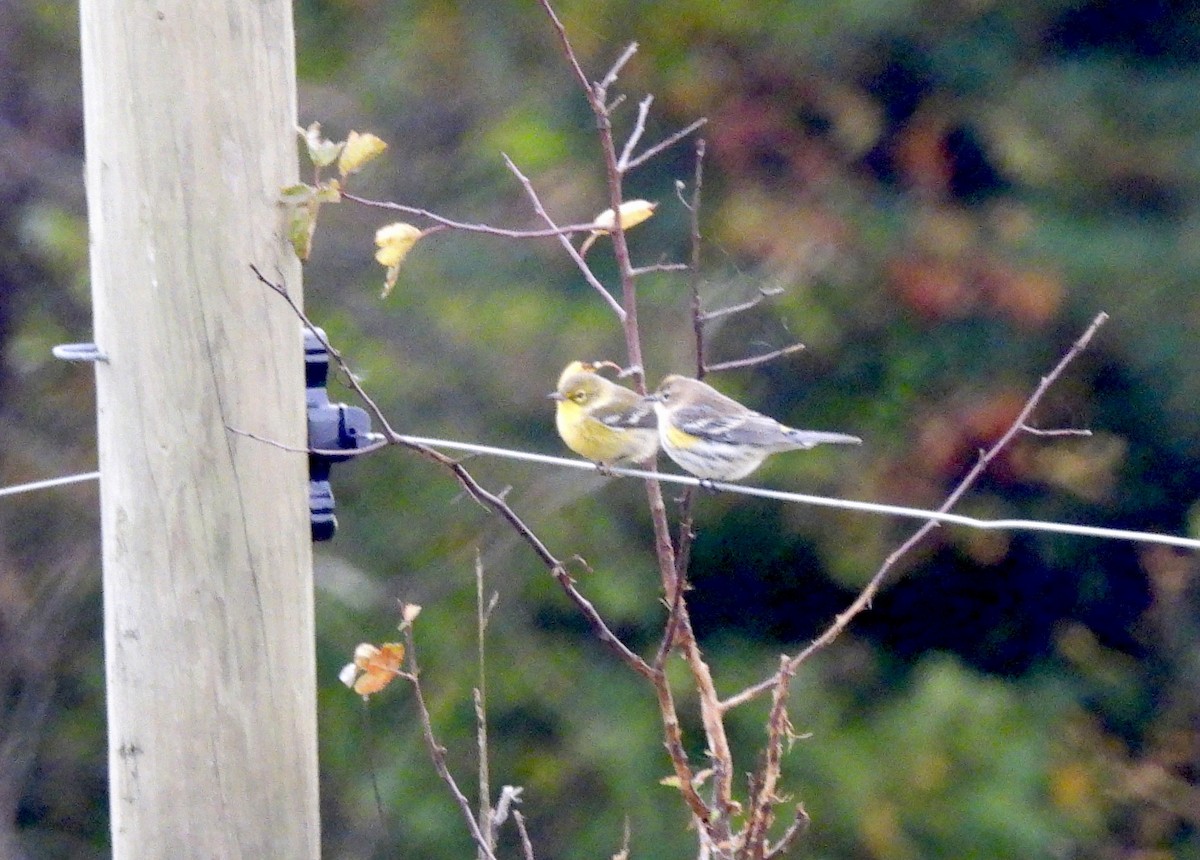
[306,328,375,541]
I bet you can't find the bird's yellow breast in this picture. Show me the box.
[663,422,701,450]
[556,400,627,462]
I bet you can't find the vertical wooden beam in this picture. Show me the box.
[80,0,319,855]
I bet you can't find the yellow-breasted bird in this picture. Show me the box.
[646,374,861,480]
[550,361,659,467]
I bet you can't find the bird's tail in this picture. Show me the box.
[785,430,862,449]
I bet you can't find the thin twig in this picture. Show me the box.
[512,810,536,860]
[721,311,1111,712]
[630,262,690,276]
[226,426,389,459]
[653,553,690,670]
[250,265,652,677]
[765,805,810,859]
[699,287,786,323]
[475,553,492,859]
[599,43,640,99]
[704,343,806,375]
[624,117,709,173]
[538,0,596,102]
[686,140,707,379]
[341,192,597,239]
[618,95,654,172]
[402,625,500,860]
[535,8,734,845]
[743,657,794,857]
[501,155,626,321]
[1022,425,1093,437]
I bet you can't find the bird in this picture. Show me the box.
[550,361,659,468]
[646,374,861,480]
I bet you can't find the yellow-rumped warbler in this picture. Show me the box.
[647,374,861,480]
[550,361,659,467]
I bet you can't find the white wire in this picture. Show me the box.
[397,434,1200,551]
[0,470,101,498]
[5,435,1197,552]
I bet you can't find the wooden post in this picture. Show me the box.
[80,0,319,856]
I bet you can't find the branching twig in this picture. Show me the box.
[501,156,626,321]
[721,311,1111,712]
[618,95,654,172]
[402,624,500,860]
[704,343,806,375]
[765,805,810,859]
[743,657,795,857]
[249,265,650,679]
[624,117,709,173]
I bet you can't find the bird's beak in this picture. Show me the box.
[547,392,565,401]
[641,392,661,404]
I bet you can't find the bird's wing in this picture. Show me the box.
[671,405,781,444]
[674,405,861,448]
[593,398,657,430]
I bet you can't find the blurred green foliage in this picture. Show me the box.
[3,0,1200,858]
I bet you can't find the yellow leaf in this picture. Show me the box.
[338,131,388,177]
[289,203,317,261]
[374,222,422,267]
[298,121,344,169]
[314,178,342,203]
[374,222,423,297]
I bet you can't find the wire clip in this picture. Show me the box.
[306,328,374,541]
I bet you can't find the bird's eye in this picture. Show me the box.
[570,390,586,403]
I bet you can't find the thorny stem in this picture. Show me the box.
[721,311,1111,712]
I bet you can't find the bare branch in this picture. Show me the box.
[699,286,786,323]
[704,343,806,375]
[475,554,493,858]
[341,192,598,239]
[687,140,707,379]
[226,425,388,459]
[721,311,1111,712]
[1022,424,1093,437]
[537,0,598,107]
[624,117,709,173]
[512,810,536,860]
[617,95,654,172]
[402,624,500,860]
[765,805,810,859]
[630,262,690,277]
[251,265,652,679]
[502,155,626,321]
[744,658,794,856]
[598,42,639,97]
